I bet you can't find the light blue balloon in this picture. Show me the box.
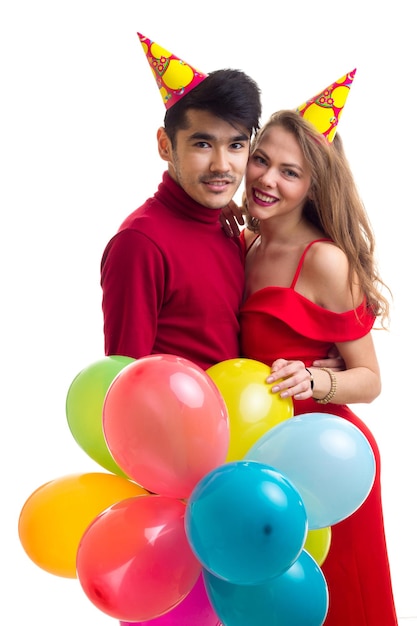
[185,461,307,585]
[203,549,329,626]
[245,413,376,529]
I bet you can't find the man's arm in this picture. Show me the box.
[101,229,164,359]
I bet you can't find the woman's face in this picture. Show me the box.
[245,124,312,223]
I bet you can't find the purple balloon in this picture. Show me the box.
[119,574,221,626]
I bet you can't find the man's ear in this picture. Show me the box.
[157,127,172,163]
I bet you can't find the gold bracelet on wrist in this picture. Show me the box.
[313,367,337,404]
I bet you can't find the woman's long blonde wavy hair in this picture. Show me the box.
[244,109,391,328]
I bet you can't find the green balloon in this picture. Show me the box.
[66,355,135,476]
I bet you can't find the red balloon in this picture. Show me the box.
[120,573,221,626]
[76,495,201,622]
[102,354,229,499]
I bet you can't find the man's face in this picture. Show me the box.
[159,109,251,209]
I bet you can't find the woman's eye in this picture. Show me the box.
[284,169,298,178]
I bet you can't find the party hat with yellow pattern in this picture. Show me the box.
[137,32,208,110]
[296,69,356,142]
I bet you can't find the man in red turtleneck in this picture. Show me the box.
[101,68,262,370]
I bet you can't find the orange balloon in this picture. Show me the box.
[18,472,148,578]
[207,358,293,461]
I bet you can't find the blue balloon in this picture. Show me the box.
[203,550,329,626]
[245,413,376,529]
[185,460,307,584]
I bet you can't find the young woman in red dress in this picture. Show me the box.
[239,106,397,625]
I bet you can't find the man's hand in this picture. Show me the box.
[220,200,244,237]
[312,346,346,371]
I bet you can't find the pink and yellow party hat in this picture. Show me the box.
[137,32,208,110]
[296,69,356,142]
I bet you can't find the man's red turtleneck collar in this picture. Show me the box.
[155,171,225,225]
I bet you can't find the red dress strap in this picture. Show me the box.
[290,239,333,289]
[244,232,260,255]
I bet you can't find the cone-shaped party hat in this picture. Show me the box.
[296,69,356,142]
[137,32,208,110]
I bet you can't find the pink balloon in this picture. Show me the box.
[119,573,221,626]
[76,495,201,622]
[103,354,230,499]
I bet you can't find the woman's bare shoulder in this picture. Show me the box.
[304,241,361,310]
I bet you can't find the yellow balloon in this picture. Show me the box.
[207,358,293,461]
[304,526,332,566]
[18,472,149,578]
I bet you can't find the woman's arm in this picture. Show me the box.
[266,243,380,404]
[266,333,380,404]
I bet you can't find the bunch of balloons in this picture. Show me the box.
[18,355,376,626]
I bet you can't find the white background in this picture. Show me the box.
[2,1,415,624]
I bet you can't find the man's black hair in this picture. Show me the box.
[163,68,262,146]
